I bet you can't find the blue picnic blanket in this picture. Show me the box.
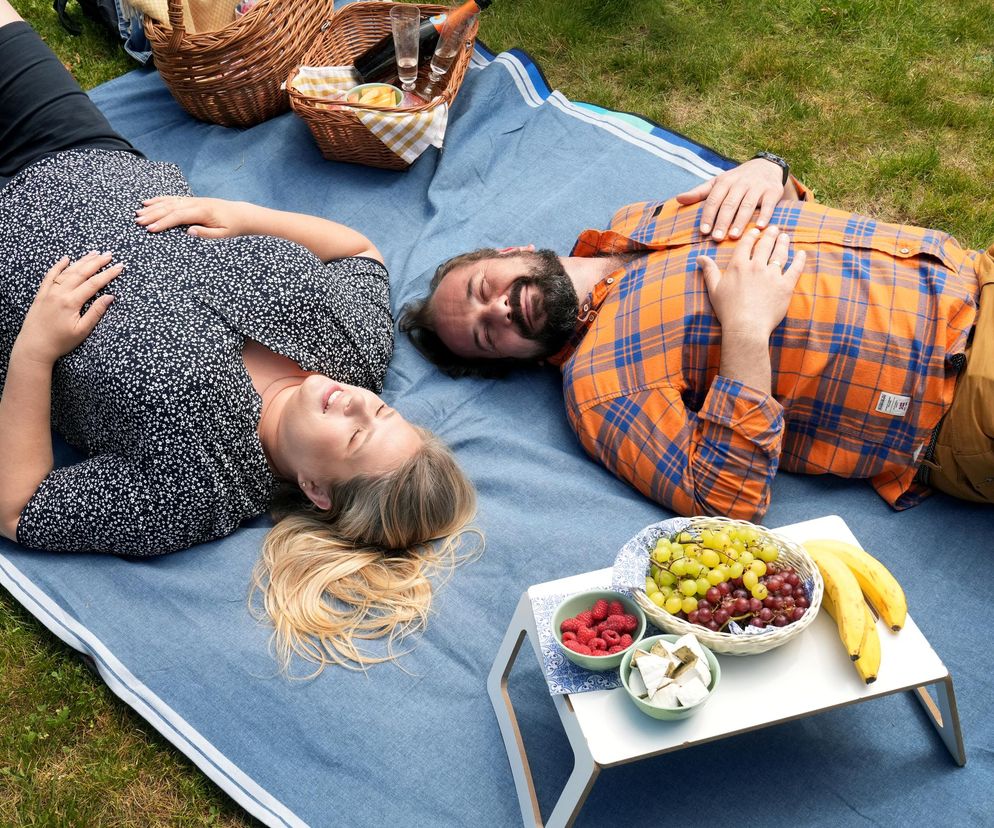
[1,40,991,828]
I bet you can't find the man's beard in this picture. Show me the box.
[507,250,578,356]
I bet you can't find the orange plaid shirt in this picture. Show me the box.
[552,198,980,519]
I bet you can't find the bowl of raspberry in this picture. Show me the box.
[552,590,647,671]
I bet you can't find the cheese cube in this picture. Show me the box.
[675,675,711,707]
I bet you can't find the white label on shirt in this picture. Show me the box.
[875,392,911,417]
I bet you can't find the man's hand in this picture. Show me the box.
[136,196,248,238]
[697,226,805,338]
[18,253,120,364]
[676,157,787,241]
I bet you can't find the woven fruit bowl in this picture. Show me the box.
[613,516,823,656]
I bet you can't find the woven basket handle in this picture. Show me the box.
[165,0,186,50]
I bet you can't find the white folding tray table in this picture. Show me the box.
[487,515,965,828]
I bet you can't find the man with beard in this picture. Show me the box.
[399,156,992,519]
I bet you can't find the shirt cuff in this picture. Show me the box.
[699,375,784,451]
[789,175,812,202]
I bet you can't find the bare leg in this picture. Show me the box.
[0,0,24,28]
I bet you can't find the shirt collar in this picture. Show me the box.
[548,229,649,366]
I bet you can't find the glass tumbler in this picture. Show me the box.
[389,5,421,92]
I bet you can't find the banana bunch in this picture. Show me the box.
[802,539,907,685]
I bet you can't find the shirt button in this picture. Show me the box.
[607,277,615,284]
[899,246,910,254]
[582,303,590,311]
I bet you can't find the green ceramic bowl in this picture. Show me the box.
[552,589,646,671]
[619,633,721,720]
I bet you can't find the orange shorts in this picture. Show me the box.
[925,244,994,503]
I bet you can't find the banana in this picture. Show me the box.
[803,542,865,660]
[854,603,881,684]
[819,586,879,682]
[804,538,907,631]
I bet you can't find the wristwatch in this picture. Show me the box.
[752,151,790,186]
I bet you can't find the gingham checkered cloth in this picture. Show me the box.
[289,66,448,165]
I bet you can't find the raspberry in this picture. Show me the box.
[608,600,625,617]
[602,629,621,646]
[561,631,577,642]
[591,599,609,621]
[600,616,626,633]
[564,639,591,655]
[590,637,606,651]
[560,618,580,634]
[576,610,594,626]
[607,645,624,654]
[577,626,596,644]
[620,634,633,647]
[621,614,639,633]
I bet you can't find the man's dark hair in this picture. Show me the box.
[399,248,524,378]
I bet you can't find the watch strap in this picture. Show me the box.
[752,151,790,186]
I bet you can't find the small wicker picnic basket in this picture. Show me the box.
[144,0,335,127]
[287,1,478,170]
[634,516,824,656]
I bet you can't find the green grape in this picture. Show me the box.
[652,543,672,564]
[664,595,683,614]
[651,591,667,608]
[731,539,747,556]
[751,583,769,600]
[679,579,698,596]
[706,568,724,586]
[742,570,759,590]
[685,544,702,559]
[695,577,710,595]
[675,532,694,544]
[659,585,674,598]
[681,595,699,614]
[739,551,755,566]
[656,569,676,587]
[750,560,767,577]
[701,549,720,568]
[645,576,659,595]
[729,562,744,579]
[759,544,779,563]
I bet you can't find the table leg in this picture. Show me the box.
[487,593,602,828]
[912,675,966,766]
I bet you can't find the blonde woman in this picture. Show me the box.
[0,7,478,672]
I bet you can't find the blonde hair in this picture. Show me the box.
[251,426,479,675]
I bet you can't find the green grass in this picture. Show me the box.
[4,0,994,823]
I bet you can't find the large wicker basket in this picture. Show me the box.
[145,0,335,127]
[632,517,824,656]
[288,1,478,170]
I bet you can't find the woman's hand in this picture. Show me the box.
[697,226,806,338]
[676,157,787,241]
[18,253,120,364]
[136,196,248,238]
